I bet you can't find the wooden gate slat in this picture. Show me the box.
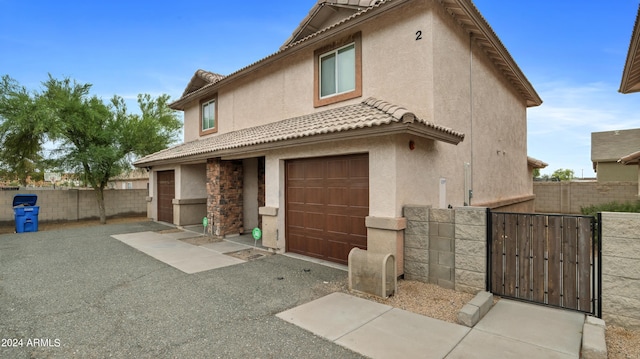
[504,215,518,298]
[532,215,546,303]
[517,214,532,300]
[577,217,592,312]
[547,216,563,306]
[563,217,579,310]
[491,213,505,294]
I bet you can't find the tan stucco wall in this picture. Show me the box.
[181,0,531,210]
[596,162,639,182]
[174,1,535,261]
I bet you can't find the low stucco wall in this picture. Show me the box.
[601,212,640,329]
[534,181,639,214]
[0,189,147,224]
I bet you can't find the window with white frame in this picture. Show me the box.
[314,32,362,107]
[200,95,218,135]
[320,43,356,98]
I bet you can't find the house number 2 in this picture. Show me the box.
[416,30,423,40]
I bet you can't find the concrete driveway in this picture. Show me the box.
[0,221,363,359]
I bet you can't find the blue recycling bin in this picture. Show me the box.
[13,194,39,233]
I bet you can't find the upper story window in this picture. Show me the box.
[200,95,217,136]
[314,32,362,107]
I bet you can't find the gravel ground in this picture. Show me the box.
[607,325,640,359]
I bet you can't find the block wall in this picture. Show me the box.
[0,189,147,224]
[534,181,638,214]
[601,212,640,329]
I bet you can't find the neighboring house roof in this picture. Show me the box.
[170,0,541,110]
[591,128,640,170]
[620,4,640,93]
[527,156,548,169]
[619,150,640,165]
[135,97,465,167]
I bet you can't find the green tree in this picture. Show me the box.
[0,75,47,185]
[41,76,181,224]
[551,168,574,181]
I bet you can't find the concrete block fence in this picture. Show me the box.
[0,189,147,225]
[601,212,640,329]
[403,206,486,294]
[404,206,640,330]
[534,181,638,214]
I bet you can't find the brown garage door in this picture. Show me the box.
[157,170,175,223]
[286,154,369,264]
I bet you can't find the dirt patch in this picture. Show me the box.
[155,228,184,234]
[607,325,640,359]
[226,248,275,261]
[353,280,474,323]
[179,235,223,246]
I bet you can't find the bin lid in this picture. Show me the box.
[13,194,37,206]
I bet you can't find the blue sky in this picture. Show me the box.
[1,0,639,178]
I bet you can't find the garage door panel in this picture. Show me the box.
[326,214,349,234]
[305,187,325,205]
[327,187,348,206]
[327,159,348,179]
[305,161,325,179]
[350,188,369,207]
[286,154,369,264]
[287,162,305,180]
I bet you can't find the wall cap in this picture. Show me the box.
[366,216,407,230]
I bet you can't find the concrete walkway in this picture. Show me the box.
[277,293,585,359]
[111,230,249,273]
[112,228,585,358]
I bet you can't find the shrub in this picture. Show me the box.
[580,200,640,216]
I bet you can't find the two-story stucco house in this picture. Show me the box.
[135,0,542,271]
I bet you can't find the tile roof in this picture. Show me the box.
[619,150,640,165]
[135,97,465,166]
[182,70,225,98]
[527,156,548,169]
[170,0,541,110]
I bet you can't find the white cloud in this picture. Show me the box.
[527,80,640,177]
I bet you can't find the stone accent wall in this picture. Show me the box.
[403,206,455,289]
[206,158,244,237]
[534,181,638,214]
[601,212,640,329]
[454,207,487,294]
[0,189,147,225]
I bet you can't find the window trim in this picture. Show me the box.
[314,32,362,108]
[200,94,218,136]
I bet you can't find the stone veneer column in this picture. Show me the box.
[206,158,244,237]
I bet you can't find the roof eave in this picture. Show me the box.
[440,0,542,107]
[134,122,464,168]
[620,4,640,94]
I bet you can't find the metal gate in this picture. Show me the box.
[487,211,601,317]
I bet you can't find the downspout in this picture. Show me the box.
[466,32,474,206]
